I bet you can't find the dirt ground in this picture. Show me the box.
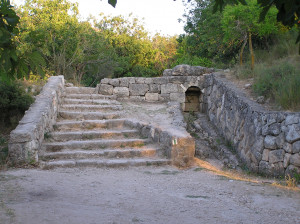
[0,164,299,224]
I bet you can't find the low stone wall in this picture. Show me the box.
[97,65,214,110]
[124,102,195,167]
[205,74,300,176]
[9,76,65,164]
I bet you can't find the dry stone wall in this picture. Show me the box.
[9,76,65,164]
[204,74,300,177]
[98,65,300,176]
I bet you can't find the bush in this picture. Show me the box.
[253,59,300,110]
[0,81,34,128]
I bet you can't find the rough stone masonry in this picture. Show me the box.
[96,64,300,177]
[8,65,300,176]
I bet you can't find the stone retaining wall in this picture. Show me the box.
[98,65,300,176]
[205,74,300,176]
[9,76,65,164]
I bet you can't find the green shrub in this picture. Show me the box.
[0,81,34,128]
[252,60,300,110]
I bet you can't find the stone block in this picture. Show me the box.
[149,84,161,93]
[275,133,285,148]
[292,140,300,153]
[290,153,300,166]
[285,165,300,176]
[283,143,293,153]
[269,149,285,164]
[108,79,119,87]
[129,84,149,96]
[159,94,170,101]
[128,77,136,84]
[136,78,146,84]
[262,149,270,161]
[144,78,153,84]
[129,96,145,101]
[264,135,277,149]
[285,124,300,143]
[101,78,110,84]
[145,93,159,101]
[119,78,129,87]
[152,77,168,84]
[168,76,188,84]
[285,115,299,125]
[99,84,113,95]
[163,69,172,76]
[113,87,129,97]
[170,93,185,103]
[284,153,291,168]
[161,83,179,94]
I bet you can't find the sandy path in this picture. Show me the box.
[1,165,299,224]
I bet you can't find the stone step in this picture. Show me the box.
[40,158,171,169]
[46,130,140,142]
[65,87,96,94]
[54,119,129,131]
[40,147,158,160]
[62,98,120,105]
[60,104,123,112]
[58,111,122,120]
[44,139,149,152]
[66,94,116,100]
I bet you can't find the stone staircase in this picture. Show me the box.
[39,87,170,169]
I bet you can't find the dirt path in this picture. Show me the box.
[1,165,299,224]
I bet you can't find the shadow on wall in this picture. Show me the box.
[183,86,201,112]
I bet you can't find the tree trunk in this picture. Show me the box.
[249,32,255,70]
[240,35,247,66]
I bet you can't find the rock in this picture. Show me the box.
[256,96,265,104]
[285,124,300,143]
[244,83,252,89]
[119,78,129,87]
[149,84,161,93]
[163,69,173,76]
[99,84,113,95]
[285,115,299,125]
[65,83,74,87]
[264,135,277,149]
[100,78,110,84]
[290,153,300,167]
[292,140,300,153]
[283,143,293,153]
[275,133,285,148]
[259,161,270,175]
[108,79,119,87]
[161,84,179,94]
[129,84,149,96]
[268,150,285,164]
[283,153,291,168]
[145,93,159,101]
[285,165,300,176]
[113,87,129,97]
[262,149,270,161]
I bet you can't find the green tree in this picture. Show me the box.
[221,0,279,69]
[95,14,157,77]
[18,0,115,85]
[0,0,19,80]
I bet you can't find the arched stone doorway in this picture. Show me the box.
[184,86,201,112]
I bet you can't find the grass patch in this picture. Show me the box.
[159,170,179,175]
[193,167,205,172]
[185,195,210,199]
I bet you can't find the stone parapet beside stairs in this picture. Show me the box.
[9,76,65,164]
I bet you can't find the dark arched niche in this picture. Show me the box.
[184,86,201,112]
